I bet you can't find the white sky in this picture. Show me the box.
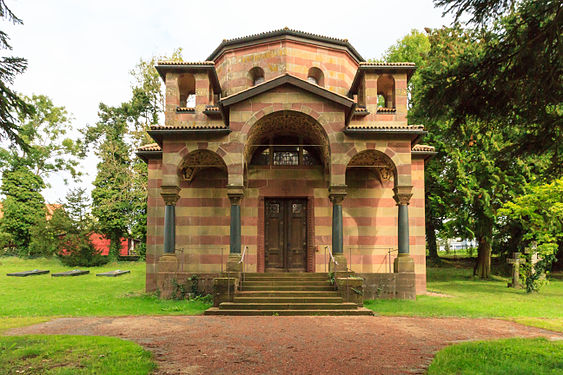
[5,0,452,203]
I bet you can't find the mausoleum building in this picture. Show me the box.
[137,29,435,301]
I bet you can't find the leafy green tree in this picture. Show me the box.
[498,178,563,292]
[428,0,562,173]
[0,0,33,147]
[87,104,133,259]
[0,95,80,255]
[0,165,45,254]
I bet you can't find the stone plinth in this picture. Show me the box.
[213,277,238,307]
[335,277,364,306]
[394,253,415,273]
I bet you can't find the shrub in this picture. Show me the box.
[58,233,109,267]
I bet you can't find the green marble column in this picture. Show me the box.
[227,186,244,255]
[163,204,176,254]
[398,204,409,254]
[329,186,347,255]
[161,186,180,254]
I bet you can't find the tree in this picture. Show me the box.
[0,95,80,255]
[0,165,45,254]
[427,0,562,173]
[87,104,133,259]
[498,178,563,292]
[0,0,33,147]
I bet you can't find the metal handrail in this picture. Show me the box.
[324,245,339,272]
[238,245,248,264]
[346,247,398,273]
[238,245,248,291]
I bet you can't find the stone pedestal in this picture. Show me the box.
[226,254,243,273]
[335,277,364,306]
[393,253,415,273]
[330,254,349,272]
[213,277,238,307]
[157,253,178,273]
[395,272,416,300]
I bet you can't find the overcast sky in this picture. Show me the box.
[5,0,452,203]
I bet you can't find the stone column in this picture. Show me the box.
[158,185,181,273]
[393,185,414,273]
[329,185,348,271]
[226,185,244,273]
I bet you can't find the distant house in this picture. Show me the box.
[89,233,140,257]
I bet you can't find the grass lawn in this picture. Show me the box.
[365,260,563,332]
[427,337,563,375]
[0,335,155,375]
[0,256,211,318]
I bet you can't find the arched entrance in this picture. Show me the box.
[244,110,330,272]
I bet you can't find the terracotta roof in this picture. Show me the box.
[149,123,228,130]
[347,124,425,130]
[207,27,364,62]
[412,144,435,152]
[360,62,416,67]
[137,143,161,152]
[157,61,215,66]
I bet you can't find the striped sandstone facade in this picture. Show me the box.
[139,29,434,298]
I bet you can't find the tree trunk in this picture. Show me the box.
[475,235,492,278]
[426,217,440,261]
[109,233,121,260]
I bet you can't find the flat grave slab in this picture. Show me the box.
[6,269,50,277]
[51,270,89,277]
[96,270,131,277]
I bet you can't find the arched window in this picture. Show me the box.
[307,67,324,86]
[249,67,265,86]
[377,74,395,109]
[178,74,196,108]
[250,135,321,166]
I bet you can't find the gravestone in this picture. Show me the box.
[96,270,130,277]
[507,252,522,288]
[51,269,89,277]
[7,269,49,277]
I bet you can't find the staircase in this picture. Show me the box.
[205,272,374,316]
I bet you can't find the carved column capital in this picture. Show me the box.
[227,185,245,205]
[329,185,347,205]
[393,185,413,206]
[161,185,181,206]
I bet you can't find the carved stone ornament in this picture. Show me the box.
[161,185,181,206]
[393,186,413,205]
[329,185,347,205]
[348,151,395,182]
[181,150,226,182]
[227,185,245,205]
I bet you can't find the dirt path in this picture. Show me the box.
[6,316,562,375]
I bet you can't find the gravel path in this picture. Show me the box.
[6,316,562,375]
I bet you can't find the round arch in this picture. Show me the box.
[345,149,397,188]
[243,110,332,172]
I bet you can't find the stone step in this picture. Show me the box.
[241,276,329,281]
[233,296,343,303]
[241,280,332,287]
[241,285,336,291]
[244,272,328,279]
[219,302,358,310]
[204,308,375,316]
[236,291,339,297]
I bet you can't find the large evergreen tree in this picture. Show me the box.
[0,0,33,147]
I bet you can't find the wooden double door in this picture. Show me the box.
[265,198,308,272]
